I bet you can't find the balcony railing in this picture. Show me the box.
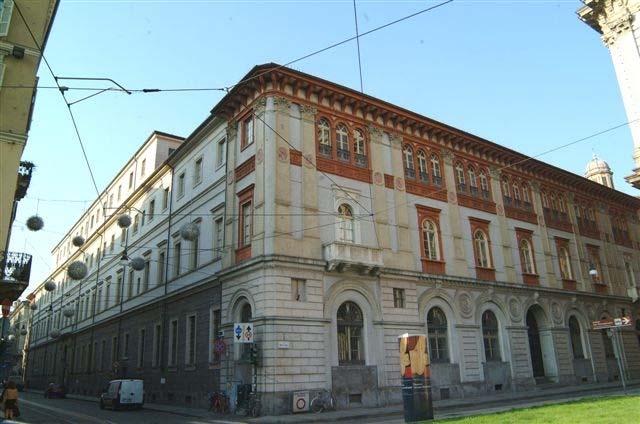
[405,168,416,179]
[323,241,383,275]
[15,161,35,201]
[1,251,32,284]
[319,144,332,157]
[355,153,367,168]
[337,148,350,162]
[419,172,429,183]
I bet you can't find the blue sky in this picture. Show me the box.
[10,0,635,293]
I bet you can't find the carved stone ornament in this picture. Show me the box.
[496,204,504,216]
[256,147,264,165]
[394,177,405,191]
[273,96,291,111]
[367,124,383,139]
[457,292,473,319]
[227,170,235,185]
[277,146,289,163]
[441,149,454,165]
[373,171,384,186]
[253,97,268,114]
[388,132,402,147]
[551,301,563,324]
[508,297,522,322]
[298,104,317,119]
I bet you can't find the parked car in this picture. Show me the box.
[7,376,24,392]
[100,379,144,410]
[44,383,66,398]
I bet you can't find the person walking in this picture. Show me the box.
[2,380,19,420]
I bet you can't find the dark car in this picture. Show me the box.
[44,383,66,398]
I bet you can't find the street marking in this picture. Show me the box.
[21,398,112,424]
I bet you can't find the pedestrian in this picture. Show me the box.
[2,380,19,420]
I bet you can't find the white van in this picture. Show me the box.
[99,379,144,410]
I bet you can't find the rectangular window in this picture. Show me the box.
[158,250,166,284]
[111,336,118,363]
[242,115,254,149]
[291,278,306,301]
[149,199,155,221]
[123,333,130,359]
[194,157,203,186]
[109,193,114,209]
[129,171,134,189]
[240,201,253,247]
[174,241,181,277]
[117,185,122,201]
[190,234,199,270]
[178,173,185,198]
[213,216,224,258]
[209,308,221,364]
[96,288,103,313]
[186,314,196,366]
[143,259,150,292]
[0,1,16,37]
[141,159,146,177]
[152,324,162,367]
[168,319,178,366]
[216,138,226,167]
[115,271,123,304]
[128,269,134,299]
[163,187,170,210]
[133,214,139,233]
[105,280,111,310]
[137,329,146,368]
[100,340,106,371]
[393,288,406,308]
[110,234,115,252]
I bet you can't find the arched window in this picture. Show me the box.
[422,219,440,261]
[569,316,584,359]
[417,151,428,182]
[482,310,501,361]
[542,191,549,209]
[468,166,477,188]
[559,247,573,280]
[520,239,535,274]
[427,307,448,362]
[337,204,355,243]
[240,302,252,356]
[522,184,531,205]
[337,301,364,365]
[479,171,490,198]
[353,129,366,167]
[550,194,558,212]
[501,177,511,200]
[403,146,415,178]
[318,119,331,156]
[336,124,349,161]
[430,154,442,184]
[513,183,521,204]
[474,230,491,268]
[455,162,466,190]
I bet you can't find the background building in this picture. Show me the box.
[24,64,640,414]
[578,0,640,189]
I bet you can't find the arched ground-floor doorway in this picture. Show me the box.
[526,305,558,383]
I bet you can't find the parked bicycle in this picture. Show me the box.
[310,389,336,413]
[246,392,261,417]
[208,391,229,414]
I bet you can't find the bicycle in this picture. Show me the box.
[246,392,261,417]
[310,389,336,413]
[208,391,229,414]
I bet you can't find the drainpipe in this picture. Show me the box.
[159,164,174,395]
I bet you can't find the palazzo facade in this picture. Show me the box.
[21,64,640,415]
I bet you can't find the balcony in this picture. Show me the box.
[15,162,35,201]
[323,241,383,275]
[543,208,573,233]
[0,251,32,301]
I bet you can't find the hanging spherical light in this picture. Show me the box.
[180,222,200,241]
[30,303,37,311]
[7,334,15,342]
[129,256,146,271]
[117,214,132,229]
[72,235,86,247]
[49,330,61,339]
[67,261,88,280]
[44,281,57,292]
[63,307,75,318]
[26,215,44,231]
[20,328,28,336]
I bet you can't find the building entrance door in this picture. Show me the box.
[526,310,545,378]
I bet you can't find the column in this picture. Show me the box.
[223,121,239,268]
[488,167,515,283]
[441,150,469,277]
[299,104,323,259]
[367,125,391,256]
[529,182,557,287]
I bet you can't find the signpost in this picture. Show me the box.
[592,316,631,393]
[233,323,254,343]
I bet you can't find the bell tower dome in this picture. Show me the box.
[585,154,614,188]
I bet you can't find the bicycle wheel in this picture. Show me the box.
[309,396,324,413]
[327,393,337,411]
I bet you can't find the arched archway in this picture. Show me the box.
[526,305,558,382]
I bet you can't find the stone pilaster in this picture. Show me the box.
[223,120,238,268]
[388,133,413,260]
[488,167,515,283]
[442,150,469,277]
[299,104,322,259]
[564,194,587,289]
[529,181,557,288]
[367,125,391,254]
[252,97,268,258]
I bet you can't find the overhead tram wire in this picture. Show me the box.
[0,0,454,95]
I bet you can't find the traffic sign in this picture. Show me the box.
[592,316,631,330]
[233,322,255,343]
[214,338,226,353]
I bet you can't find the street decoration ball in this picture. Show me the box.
[129,256,146,271]
[72,235,86,247]
[26,215,44,231]
[180,222,200,241]
[63,307,75,318]
[117,214,132,228]
[44,280,57,292]
[67,261,88,280]
[30,303,37,311]
[50,330,61,339]
[20,328,28,336]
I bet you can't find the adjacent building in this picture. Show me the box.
[0,0,59,304]
[24,64,640,415]
[578,0,640,189]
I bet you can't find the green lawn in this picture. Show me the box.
[427,395,640,423]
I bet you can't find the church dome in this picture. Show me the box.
[585,154,612,178]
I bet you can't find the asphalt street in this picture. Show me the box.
[9,391,241,424]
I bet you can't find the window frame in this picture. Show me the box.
[336,203,355,244]
[337,301,365,366]
[241,113,254,150]
[426,306,449,363]
[481,310,501,362]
